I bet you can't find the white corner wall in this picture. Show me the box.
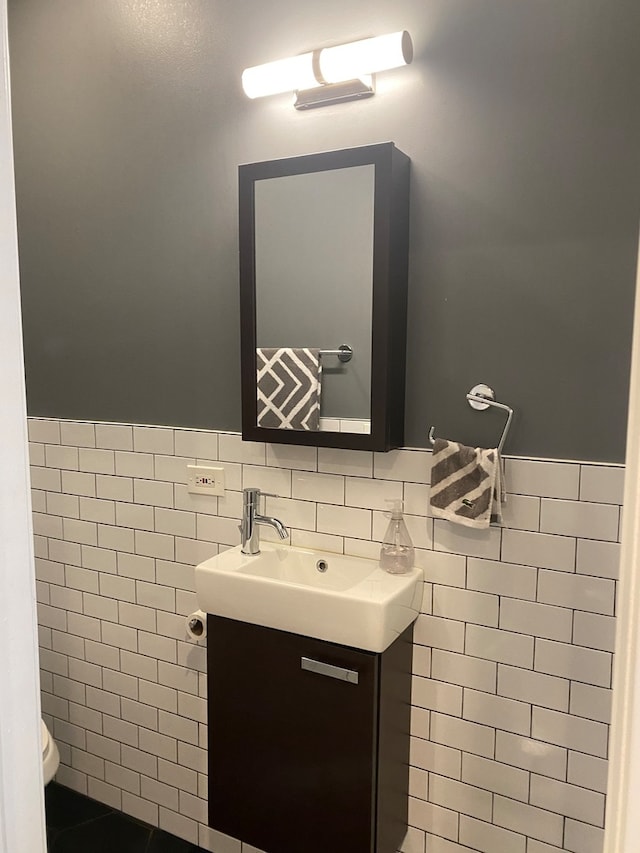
[604,233,640,852]
[0,1,46,851]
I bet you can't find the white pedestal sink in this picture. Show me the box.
[195,542,423,653]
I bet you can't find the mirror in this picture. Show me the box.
[239,143,410,451]
[255,165,374,433]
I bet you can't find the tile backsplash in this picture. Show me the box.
[29,419,623,853]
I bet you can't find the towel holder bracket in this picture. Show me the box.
[319,344,353,364]
[467,383,494,411]
[428,383,514,454]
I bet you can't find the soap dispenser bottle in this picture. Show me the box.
[379,500,414,574]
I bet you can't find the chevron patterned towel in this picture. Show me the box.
[429,438,505,528]
[256,348,322,431]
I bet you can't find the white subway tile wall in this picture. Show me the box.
[29,420,622,853]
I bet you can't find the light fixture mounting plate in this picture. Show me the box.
[294,78,375,110]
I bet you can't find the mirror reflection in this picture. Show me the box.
[254,165,375,434]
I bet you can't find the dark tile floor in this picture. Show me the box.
[46,782,208,853]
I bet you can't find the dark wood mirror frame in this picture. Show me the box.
[239,142,410,452]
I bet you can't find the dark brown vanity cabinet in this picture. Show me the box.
[207,616,413,853]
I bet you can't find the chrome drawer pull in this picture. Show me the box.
[301,657,359,684]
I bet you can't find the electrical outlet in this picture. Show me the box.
[187,465,225,496]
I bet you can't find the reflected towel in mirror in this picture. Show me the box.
[256,348,322,430]
[429,438,505,528]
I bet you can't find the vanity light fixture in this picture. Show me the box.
[241,30,413,110]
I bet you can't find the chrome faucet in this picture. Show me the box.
[240,487,289,555]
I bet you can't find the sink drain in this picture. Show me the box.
[316,559,328,573]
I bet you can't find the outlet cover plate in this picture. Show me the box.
[187,465,225,496]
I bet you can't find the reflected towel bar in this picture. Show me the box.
[319,345,353,363]
[428,383,514,454]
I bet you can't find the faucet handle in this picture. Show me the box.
[242,487,280,510]
[242,487,279,498]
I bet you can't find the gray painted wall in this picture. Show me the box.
[9,0,640,461]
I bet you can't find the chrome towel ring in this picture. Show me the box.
[428,384,514,454]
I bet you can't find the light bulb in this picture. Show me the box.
[319,31,413,84]
[241,52,319,99]
[241,31,413,102]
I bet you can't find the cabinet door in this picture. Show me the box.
[208,616,379,853]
